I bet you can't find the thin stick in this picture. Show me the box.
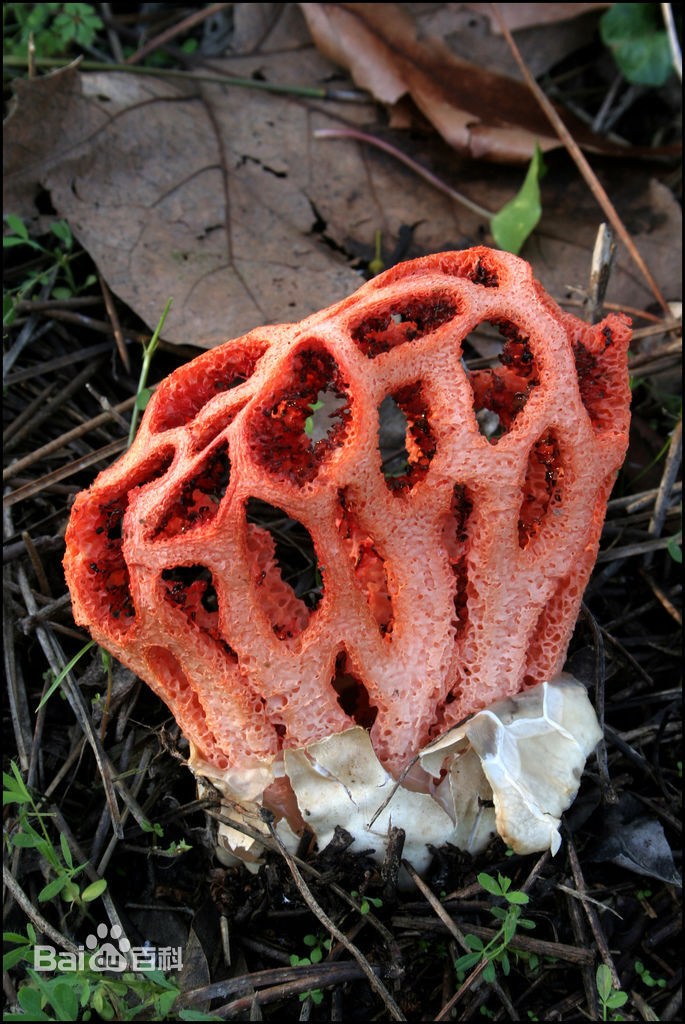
[638,568,682,625]
[2,55,359,101]
[3,393,137,481]
[585,223,617,324]
[2,438,128,510]
[491,3,670,314]
[16,567,124,838]
[264,813,406,1021]
[566,830,622,989]
[661,3,683,81]
[401,859,471,949]
[645,418,682,567]
[434,960,488,1021]
[3,864,79,954]
[99,273,130,372]
[125,3,231,65]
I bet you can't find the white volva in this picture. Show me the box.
[196,674,602,871]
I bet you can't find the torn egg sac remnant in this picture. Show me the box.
[63,247,631,871]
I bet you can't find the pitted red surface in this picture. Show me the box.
[64,248,631,778]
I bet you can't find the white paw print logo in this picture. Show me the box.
[85,923,130,972]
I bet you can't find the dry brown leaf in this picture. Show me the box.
[3,59,368,347]
[4,48,680,348]
[299,2,652,162]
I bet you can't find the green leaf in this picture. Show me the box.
[60,831,73,869]
[502,910,520,945]
[51,286,74,300]
[3,946,32,970]
[606,991,629,1009]
[9,831,44,856]
[454,951,482,973]
[38,874,69,902]
[81,878,107,902]
[37,640,96,710]
[600,4,673,86]
[18,986,50,1020]
[155,989,179,1016]
[465,934,484,952]
[505,890,530,905]
[3,293,17,327]
[3,235,34,248]
[483,960,496,983]
[12,831,47,853]
[477,872,503,896]
[135,387,153,411]
[667,535,682,563]
[4,214,29,241]
[50,220,73,248]
[596,963,613,1002]
[490,143,545,255]
[49,981,80,1021]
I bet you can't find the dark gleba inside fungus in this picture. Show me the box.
[64,247,631,870]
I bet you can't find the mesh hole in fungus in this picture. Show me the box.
[161,564,237,660]
[351,294,458,358]
[246,498,321,639]
[248,346,351,486]
[87,449,175,629]
[148,343,267,432]
[378,384,435,491]
[518,431,563,549]
[331,652,378,730]
[337,490,394,636]
[468,319,540,444]
[154,441,230,539]
[442,483,473,637]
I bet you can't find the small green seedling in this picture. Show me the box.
[3,3,103,60]
[454,872,536,984]
[3,216,96,325]
[635,960,667,989]
[290,934,332,1004]
[3,762,107,909]
[596,963,629,1021]
[350,890,383,915]
[128,298,172,445]
[304,399,324,436]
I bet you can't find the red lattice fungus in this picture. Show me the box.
[64,248,631,783]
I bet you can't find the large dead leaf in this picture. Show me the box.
[299,2,640,162]
[3,59,369,347]
[4,33,680,347]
